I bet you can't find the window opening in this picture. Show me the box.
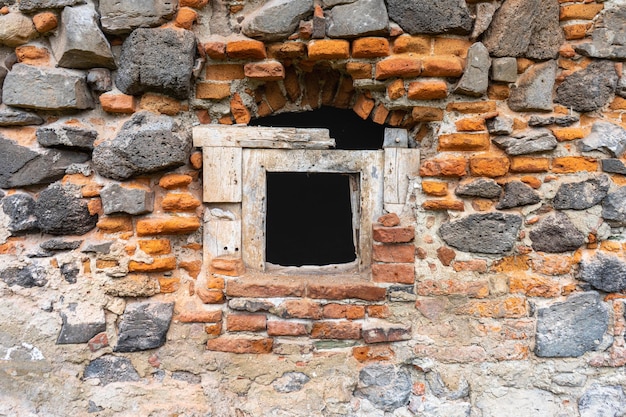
[266,172,356,267]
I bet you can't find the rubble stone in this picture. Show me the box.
[354,364,412,412]
[508,60,556,112]
[529,212,585,253]
[455,178,502,199]
[100,184,154,215]
[493,129,557,155]
[386,0,473,35]
[553,175,610,210]
[35,182,97,235]
[114,301,174,352]
[455,42,490,97]
[1,193,38,234]
[0,12,37,47]
[99,0,177,35]
[555,61,617,113]
[36,122,97,151]
[496,181,540,209]
[440,213,522,254]
[242,0,314,41]
[57,304,106,344]
[326,0,388,38]
[602,187,626,226]
[0,264,47,287]
[83,355,140,386]
[0,106,44,126]
[582,122,626,157]
[579,385,626,417]
[580,252,626,293]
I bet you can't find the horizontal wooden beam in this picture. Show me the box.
[193,125,335,149]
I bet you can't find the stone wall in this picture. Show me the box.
[1,0,626,415]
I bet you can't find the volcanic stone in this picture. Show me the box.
[575,8,626,60]
[84,355,140,386]
[496,181,540,209]
[354,364,412,412]
[115,28,196,100]
[487,116,514,136]
[100,184,154,215]
[579,385,626,417]
[508,60,556,112]
[0,264,47,287]
[385,0,473,35]
[525,0,563,60]
[455,178,502,199]
[0,136,38,187]
[92,111,191,180]
[0,12,37,47]
[528,115,579,127]
[2,64,93,110]
[470,1,499,41]
[114,301,174,352]
[579,252,626,293]
[582,122,626,157]
[19,0,84,12]
[326,0,388,38]
[529,212,585,253]
[555,61,617,113]
[99,0,177,35]
[440,213,522,254]
[86,68,112,93]
[602,187,626,226]
[40,239,82,251]
[553,175,610,210]
[35,182,97,235]
[36,122,97,151]
[0,106,44,126]
[61,262,79,283]
[1,148,90,188]
[57,304,106,344]
[242,0,314,41]
[535,292,608,357]
[602,159,626,175]
[493,129,557,155]
[455,42,490,97]
[1,193,38,234]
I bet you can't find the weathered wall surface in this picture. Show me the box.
[1,0,626,415]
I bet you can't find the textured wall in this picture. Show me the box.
[1,0,626,415]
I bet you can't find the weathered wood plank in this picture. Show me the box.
[203,147,242,203]
[384,148,420,204]
[204,206,241,258]
[193,125,335,149]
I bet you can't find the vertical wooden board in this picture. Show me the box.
[205,218,241,258]
[203,147,242,203]
[397,149,421,204]
[384,148,399,204]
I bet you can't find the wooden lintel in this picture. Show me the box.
[193,125,335,149]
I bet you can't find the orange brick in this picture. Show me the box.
[422,181,448,196]
[353,94,375,120]
[32,12,57,33]
[560,3,603,20]
[196,287,225,304]
[311,321,361,339]
[367,305,390,319]
[422,200,465,211]
[96,259,118,269]
[375,55,422,80]
[226,39,266,59]
[210,256,244,277]
[563,23,592,40]
[417,279,489,298]
[267,321,309,336]
[530,254,573,275]
[174,7,197,29]
[439,133,490,151]
[491,255,530,273]
[230,92,251,124]
[308,39,350,60]
[97,215,133,233]
[159,174,193,189]
[180,0,209,8]
[510,157,550,173]
[352,37,390,58]
[204,41,227,60]
[371,104,390,124]
[244,61,285,81]
[205,64,245,80]
[392,35,431,54]
[139,93,180,115]
[353,345,395,362]
[469,156,510,177]
[138,239,171,255]
[136,217,201,236]
[610,96,626,110]
[128,257,177,273]
[267,42,307,59]
[407,80,448,100]
[161,193,201,211]
[180,260,202,279]
[552,156,597,173]
[551,127,588,141]
[346,62,372,79]
[99,93,136,113]
[421,55,464,77]
[433,37,472,58]
[387,79,405,99]
[488,84,510,100]
[446,101,497,114]
[456,296,528,318]
[227,314,267,332]
[176,310,222,323]
[510,273,561,297]
[455,117,486,132]
[372,263,415,284]
[420,156,467,177]
[372,244,415,263]
[15,45,50,65]
[196,82,231,100]
[323,304,365,320]
[373,225,414,243]
[206,337,273,353]
[207,276,224,289]
[411,106,443,122]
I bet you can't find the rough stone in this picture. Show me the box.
[40,239,82,251]
[57,304,106,344]
[272,372,311,393]
[104,275,160,297]
[0,12,37,47]
[1,148,90,188]
[582,122,626,157]
[83,355,140,386]
[241,0,314,41]
[555,61,617,113]
[490,57,517,83]
[602,159,626,175]
[0,136,38,187]
[229,298,276,312]
[61,263,78,284]
[99,0,177,35]
[553,175,610,210]
[535,292,608,357]
[455,178,502,199]
[496,181,540,209]
[575,8,626,60]
[482,0,562,59]
[0,264,47,287]
[508,60,556,112]
[86,68,112,93]
[354,364,412,412]
[493,129,557,155]
[579,252,626,293]
[81,240,113,254]
[487,116,514,136]
[529,212,585,253]
[50,4,115,69]
[579,385,626,417]
[386,0,472,35]
[476,389,560,417]
[18,0,84,12]
[92,111,191,180]
[100,184,154,215]
[602,187,626,226]
[470,1,499,41]
[1,193,38,235]
[2,64,94,110]
[114,301,174,352]
[36,122,97,151]
[326,0,388,38]
[528,115,579,127]
[115,28,196,100]
[35,182,98,235]
[0,106,44,126]
[440,213,522,254]
[455,42,490,97]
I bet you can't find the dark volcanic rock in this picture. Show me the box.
[602,187,626,226]
[528,115,579,127]
[0,264,47,288]
[114,301,174,352]
[455,178,502,199]
[440,213,522,254]
[99,0,177,35]
[60,262,80,284]
[40,239,82,251]
[385,0,473,35]
[35,183,97,235]
[92,111,191,180]
[493,129,557,155]
[582,122,626,158]
[84,355,140,386]
[326,0,389,38]
[242,0,313,41]
[579,385,626,417]
[535,292,608,358]
[553,175,610,210]
[602,159,626,175]
[115,28,196,100]
[579,252,626,293]
[0,106,44,126]
[1,193,38,234]
[508,61,556,112]
[529,212,585,253]
[496,181,540,209]
[3,149,90,188]
[57,304,106,344]
[354,364,412,412]
[0,135,38,187]
[18,0,84,12]
[36,122,97,151]
[555,61,618,113]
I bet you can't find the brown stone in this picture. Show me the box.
[32,12,57,33]
[139,93,180,115]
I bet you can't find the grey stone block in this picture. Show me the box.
[602,159,626,175]
[36,121,97,151]
[529,212,585,253]
[18,0,84,12]
[35,182,98,236]
[386,0,473,35]
[100,184,154,215]
[84,355,140,386]
[0,264,47,288]
[487,116,514,136]
[272,372,310,393]
[86,68,112,93]
[354,364,411,412]
[99,0,177,35]
[490,57,517,83]
[579,385,626,417]
[553,175,610,210]
[582,122,626,158]
[528,115,579,127]
[602,187,626,226]
[455,42,490,97]
[579,252,626,293]
[440,213,522,255]
[496,181,540,209]
[0,106,44,126]
[508,60,556,112]
[40,239,82,251]
[57,304,106,344]
[0,12,37,47]
[556,61,617,113]
[575,8,626,60]
[114,301,174,352]
[326,0,388,38]
[493,129,557,155]
[0,136,38,188]
[1,193,38,234]
[242,0,314,41]
[455,178,502,199]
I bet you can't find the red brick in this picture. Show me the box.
[353,345,395,362]
[204,41,227,60]
[563,23,592,40]
[353,94,375,120]
[323,304,365,320]
[227,278,305,298]
[277,299,322,319]
[332,76,354,108]
[372,244,415,263]
[415,298,449,321]
[373,225,414,243]
[367,305,390,318]
[416,279,489,298]
[420,156,467,177]
[196,82,231,100]
[210,256,245,276]
[438,133,490,151]
[205,64,245,80]
[346,62,373,79]
[414,344,487,363]
[509,272,561,297]
[100,93,136,113]
[452,260,487,273]
[421,55,464,77]
[436,246,456,266]
[307,282,386,301]
[230,92,251,124]
[411,106,443,122]
[407,80,448,100]
[226,39,266,59]
[362,322,411,343]
[422,199,465,211]
[392,35,431,54]
[352,37,390,58]
[206,337,273,353]
[387,79,406,100]
[267,321,309,336]
[174,7,197,29]
[446,101,497,114]
[88,333,108,352]
[375,56,422,80]
[308,39,350,60]
[433,37,472,58]
[136,217,201,236]
[196,288,225,304]
[158,277,180,293]
[176,310,222,323]
[284,67,301,101]
[311,321,361,340]
[227,314,267,331]
[244,61,285,81]
[267,42,307,59]
[264,81,287,111]
[372,263,414,284]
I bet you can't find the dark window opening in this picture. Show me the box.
[250,106,385,150]
[266,172,356,267]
